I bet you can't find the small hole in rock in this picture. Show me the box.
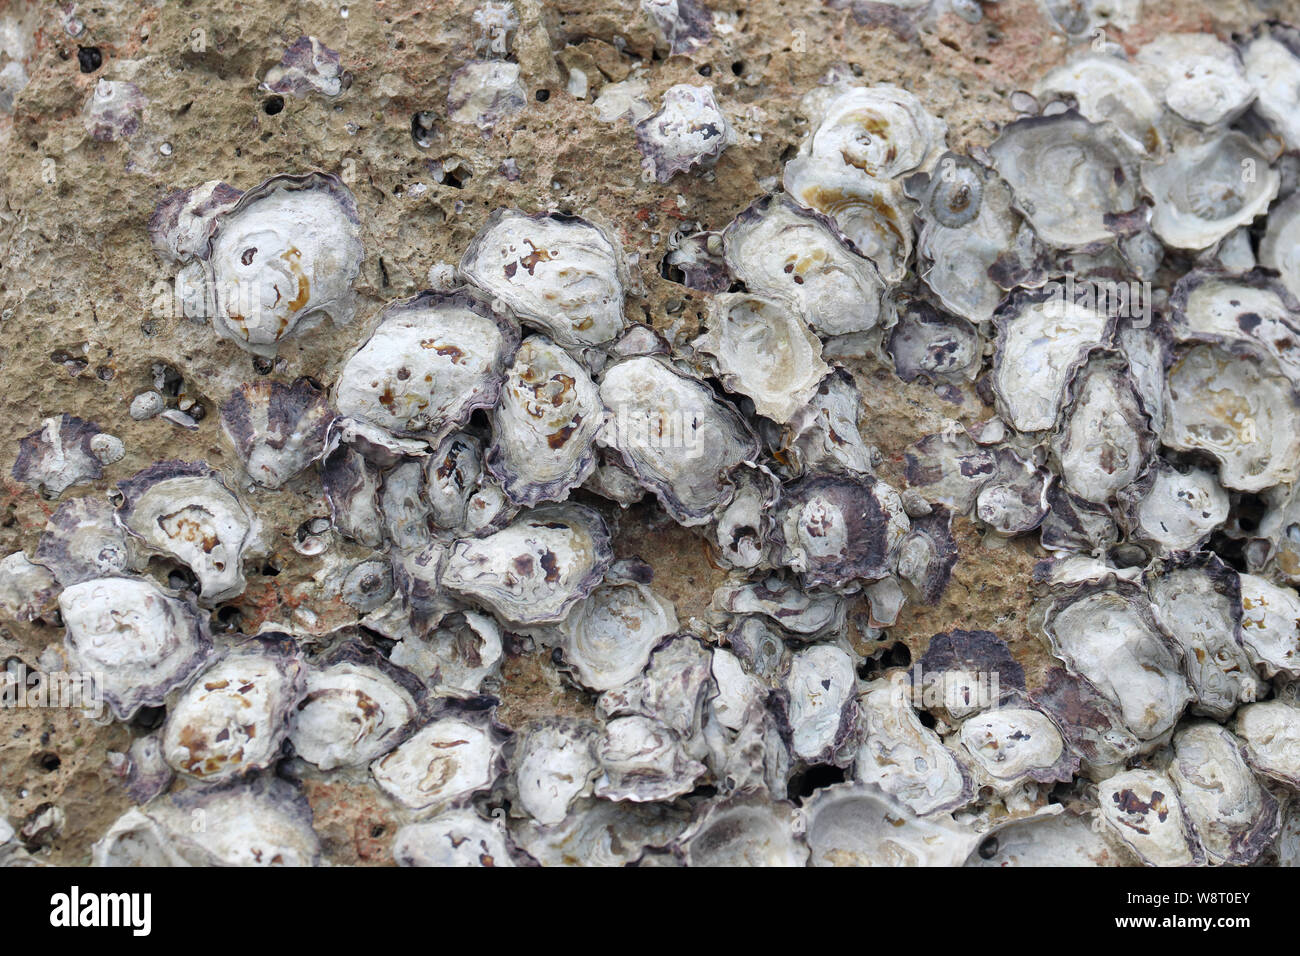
[535,88,550,102]
[77,46,102,73]
[262,95,285,115]
[36,752,60,772]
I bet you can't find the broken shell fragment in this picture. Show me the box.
[35,496,133,585]
[801,783,978,866]
[13,415,113,497]
[634,84,733,183]
[113,461,261,604]
[441,504,613,626]
[261,35,343,98]
[460,209,627,347]
[59,576,211,721]
[447,60,526,132]
[219,378,335,489]
[147,181,244,265]
[83,78,145,141]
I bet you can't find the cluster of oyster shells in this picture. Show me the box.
[16,10,1300,868]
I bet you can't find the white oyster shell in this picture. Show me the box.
[198,173,363,356]
[60,577,211,721]
[486,334,605,505]
[1238,572,1300,679]
[1097,768,1201,867]
[801,783,979,866]
[1034,53,1163,156]
[723,195,887,336]
[218,378,335,489]
[162,640,306,783]
[593,714,706,802]
[1235,699,1300,787]
[392,809,518,867]
[557,571,678,692]
[634,83,733,183]
[335,290,519,443]
[695,293,828,424]
[370,708,504,813]
[780,643,858,764]
[441,503,613,626]
[1260,193,1300,304]
[679,795,808,867]
[460,209,628,347]
[966,809,1134,867]
[1242,27,1300,150]
[513,718,601,824]
[955,705,1075,793]
[1118,459,1229,556]
[113,461,261,605]
[1136,33,1255,128]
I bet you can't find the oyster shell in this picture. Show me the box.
[599,355,760,525]
[966,809,1134,867]
[12,414,116,497]
[1040,582,1193,743]
[219,378,335,489]
[335,290,520,443]
[556,565,678,692]
[148,180,244,265]
[886,298,981,385]
[0,553,57,623]
[113,461,261,604]
[1136,33,1255,128]
[370,702,507,813]
[508,797,690,867]
[162,637,306,784]
[1237,572,1300,680]
[1234,699,1300,787]
[721,195,886,335]
[1242,24,1300,150]
[1260,192,1300,304]
[1118,459,1229,557]
[695,293,828,424]
[195,172,363,356]
[35,496,133,586]
[389,610,503,694]
[460,209,627,347]
[593,715,707,802]
[775,473,909,588]
[989,112,1141,252]
[392,809,519,867]
[1033,53,1163,156]
[777,643,858,764]
[634,84,733,183]
[1034,666,1140,781]
[288,642,424,771]
[512,718,601,824]
[1167,721,1278,866]
[441,503,613,626]
[320,446,384,549]
[1097,768,1203,867]
[801,783,978,866]
[485,334,604,505]
[60,577,211,721]
[678,794,808,867]
[1141,132,1279,250]
[777,367,877,478]
[953,699,1078,794]
[447,60,526,131]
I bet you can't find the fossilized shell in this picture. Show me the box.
[634,84,733,183]
[1260,192,1300,304]
[508,797,690,867]
[113,461,261,604]
[992,292,1112,432]
[966,808,1134,867]
[775,473,909,588]
[196,173,363,356]
[989,112,1140,252]
[973,445,1051,536]
[954,699,1078,794]
[599,356,759,525]
[288,642,424,771]
[486,334,604,505]
[392,809,520,867]
[1117,459,1229,557]
[1040,485,1119,554]
[35,496,133,586]
[390,610,503,694]
[1035,666,1140,780]
[1142,133,1278,250]
[895,507,958,604]
[678,793,808,866]
[370,702,507,812]
[722,195,886,334]
[60,577,211,721]
[911,628,1027,720]
[710,463,780,571]
[321,446,383,549]
[1033,53,1163,156]
[503,718,598,828]
[713,575,845,638]
[796,83,947,182]
[695,293,828,424]
[598,635,713,750]
[1050,351,1154,504]
[1169,271,1300,386]
[219,378,335,489]
[641,0,712,54]
[13,414,115,497]
[594,714,707,802]
[886,298,980,385]
[801,783,978,866]
[903,426,996,514]
[777,367,876,478]
[447,59,526,131]
[93,777,320,867]
[1163,343,1300,492]
[1237,572,1300,679]
[1234,699,1300,787]
[162,637,306,783]
[381,460,432,552]
[441,503,613,626]
[1168,721,1278,866]
[853,679,972,815]
[1241,24,1300,151]
[83,78,145,141]
[777,643,858,764]
[1041,582,1192,743]
[0,553,57,622]
[148,181,245,265]
[1147,558,1255,720]
[261,35,343,98]
[1137,33,1254,128]
[460,209,627,347]
[335,290,520,443]
[1097,768,1202,866]
[661,231,730,292]
[556,565,678,692]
